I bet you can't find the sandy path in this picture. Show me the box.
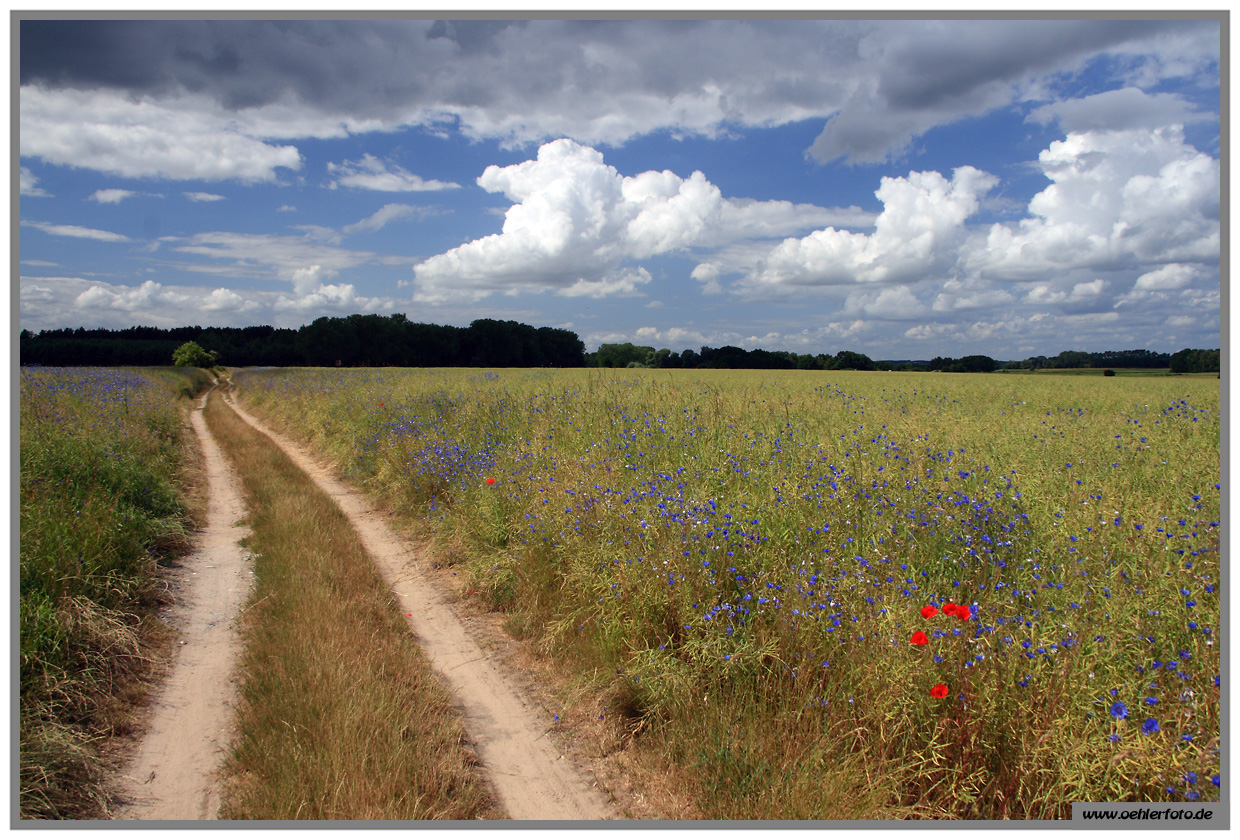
[220,390,617,821]
[112,385,253,820]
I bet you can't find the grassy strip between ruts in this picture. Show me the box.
[203,386,499,820]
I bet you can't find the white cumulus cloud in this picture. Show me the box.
[970,126,1219,279]
[737,166,998,293]
[413,138,864,303]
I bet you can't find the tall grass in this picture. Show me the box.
[234,367,1221,818]
[19,366,215,819]
[203,388,498,820]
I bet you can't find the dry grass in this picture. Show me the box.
[203,388,500,820]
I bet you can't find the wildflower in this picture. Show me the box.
[910,631,929,646]
[930,683,948,699]
[920,605,939,619]
[1109,702,1128,719]
[486,477,495,485]
[1142,718,1160,735]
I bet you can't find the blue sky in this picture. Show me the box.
[17,14,1222,360]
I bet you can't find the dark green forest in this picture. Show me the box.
[18,313,1219,373]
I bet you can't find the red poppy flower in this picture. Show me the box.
[956,606,971,620]
[942,602,959,616]
[486,477,495,485]
[920,605,939,619]
[910,631,930,646]
[930,683,949,699]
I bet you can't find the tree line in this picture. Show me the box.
[19,315,586,368]
[18,315,1218,374]
[586,344,1218,373]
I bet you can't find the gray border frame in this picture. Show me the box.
[11,8,1229,831]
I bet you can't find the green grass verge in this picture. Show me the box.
[19,366,215,819]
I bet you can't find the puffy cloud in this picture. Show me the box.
[971,126,1218,279]
[1028,87,1215,133]
[327,154,459,192]
[559,267,652,299]
[74,279,188,311]
[288,264,339,296]
[90,188,138,203]
[1024,278,1107,308]
[185,191,225,202]
[1134,263,1198,290]
[844,285,925,319]
[20,86,302,181]
[22,219,132,242]
[413,138,853,302]
[931,277,1016,311]
[20,166,51,197]
[738,166,997,292]
[202,287,259,312]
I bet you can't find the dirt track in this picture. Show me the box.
[112,385,252,820]
[114,384,618,821]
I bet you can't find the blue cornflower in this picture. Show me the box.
[1110,702,1129,719]
[1211,775,1220,787]
[1108,733,1121,743]
[1184,772,1198,785]
[1142,718,1160,735]
[1145,696,1159,705]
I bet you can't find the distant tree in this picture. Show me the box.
[1169,348,1221,373]
[172,340,215,368]
[956,354,998,373]
[595,343,655,368]
[832,350,875,371]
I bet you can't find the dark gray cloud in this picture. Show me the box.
[809,19,1217,164]
[19,17,1221,163]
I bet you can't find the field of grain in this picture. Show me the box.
[231,366,1221,818]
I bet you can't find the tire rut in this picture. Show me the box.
[112,384,253,820]
[218,389,617,821]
